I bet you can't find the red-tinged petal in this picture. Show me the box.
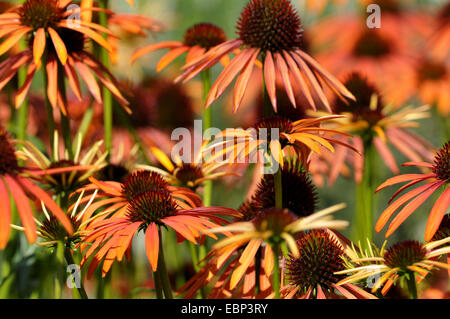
[156,46,189,72]
[0,178,11,249]
[15,64,37,107]
[376,182,438,232]
[402,162,435,169]
[376,174,435,193]
[386,182,442,237]
[131,41,183,64]
[425,187,450,242]
[46,58,58,108]
[74,60,102,103]
[33,28,46,67]
[275,52,296,108]
[332,284,357,299]
[264,51,277,112]
[162,217,197,243]
[373,137,399,174]
[0,27,31,56]
[328,145,347,187]
[145,223,159,272]
[48,27,68,65]
[343,283,378,299]
[4,176,36,243]
[60,22,113,52]
[233,49,259,113]
[18,177,74,236]
[317,284,326,299]
[116,222,141,262]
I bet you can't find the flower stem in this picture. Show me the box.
[407,272,418,299]
[98,0,113,162]
[152,270,164,299]
[57,64,73,159]
[354,139,375,250]
[271,244,281,299]
[55,241,65,298]
[42,55,55,157]
[64,247,89,299]
[157,227,173,299]
[202,69,212,207]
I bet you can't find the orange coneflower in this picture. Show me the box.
[281,230,377,299]
[0,0,129,114]
[414,56,450,116]
[18,131,107,196]
[175,0,355,113]
[0,126,73,248]
[137,144,239,191]
[311,6,422,106]
[337,239,450,298]
[75,171,240,277]
[132,23,229,71]
[205,115,358,169]
[375,142,450,241]
[429,2,450,60]
[310,73,434,186]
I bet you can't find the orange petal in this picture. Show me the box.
[48,27,68,65]
[0,178,11,249]
[425,187,450,242]
[33,28,46,67]
[145,223,159,272]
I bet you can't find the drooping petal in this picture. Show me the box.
[425,187,450,242]
[145,223,159,272]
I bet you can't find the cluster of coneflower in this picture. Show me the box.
[0,0,448,300]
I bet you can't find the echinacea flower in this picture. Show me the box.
[337,239,450,296]
[310,73,434,186]
[375,142,450,241]
[137,145,239,191]
[204,204,349,292]
[0,0,129,113]
[176,0,355,113]
[18,132,107,196]
[281,230,377,299]
[132,22,228,71]
[76,171,240,277]
[179,159,326,298]
[0,126,72,248]
[205,115,358,169]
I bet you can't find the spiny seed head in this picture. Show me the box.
[285,230,345,294]
[254,116,293,146]
[353,30,392,58]
[97,164,131,184]
[384,241,427,269]
[433,142,449,183]
[252,161,318,218]
[127,190,177,225]
[40,215,81,244]
[237,0,303,53]
[432,215,450,242]
[238,200,260,222]
[122,171,169,201]
[252,208,298,236]
[184,23,227,49]
[335,73,384,125]
[0,127,19,176]
[19,0,62,30]
[173,164,204,188]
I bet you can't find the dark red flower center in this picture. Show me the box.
[254,116,294,145]
[122,171,169,201]
[127,190,177,225]
[40,215,81,244]
[252,160,318,218]
[19,0,62,30]
[173,164,204,188]
[285,230,345,294]
[0,127,19,176]
[433,142,450,183]
[253,208,298,237]
[237,0,303,53]
[184,23,227,49]
[353,30,392,58]
[97,164,130,184]
[384,241,427,269]
[334,73,384,126]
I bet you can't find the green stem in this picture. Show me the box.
[407,272,418,299]
[354,139,375,250]
[99,0,113,162]
[202,70,212,207]
[152,270,164,299]
[55,242,65,299]
[42,55,55,157]
[271,244,281,299]
[57,65,73,159]
[157,227,173,299]
[64,247,88,299]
